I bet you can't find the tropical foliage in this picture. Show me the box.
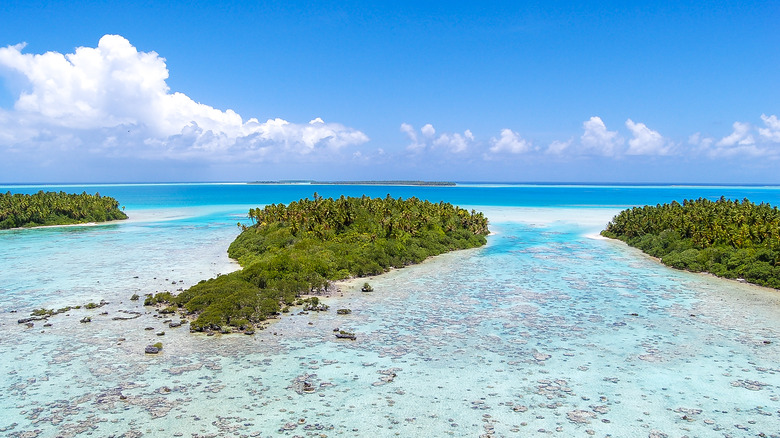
[0,191,128,229]
[602,197,780,288]
[150,194,489,332]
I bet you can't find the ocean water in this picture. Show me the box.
[1,183,779,438]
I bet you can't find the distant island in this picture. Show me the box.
[147,194,489,333]
[602,197,780,289]
[0,191,128,229]
[249,180,456,186]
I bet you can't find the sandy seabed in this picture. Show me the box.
[1,206,779,437]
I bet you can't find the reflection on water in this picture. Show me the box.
[1,207,779,437]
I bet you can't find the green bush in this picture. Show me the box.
[603,197,780,289]
[150,195,489,330]
[0,190,127,229]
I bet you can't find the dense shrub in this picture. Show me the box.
[150,194,490,331]
[0,191,127,229]
[602,197,780,288]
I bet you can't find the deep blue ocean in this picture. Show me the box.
[1,183,779,437]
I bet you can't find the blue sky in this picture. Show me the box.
[0,0,778,183]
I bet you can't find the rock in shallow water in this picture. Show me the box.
[567,409,596,424]
[730,379,769,391]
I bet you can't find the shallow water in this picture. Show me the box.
[1,185,779,437]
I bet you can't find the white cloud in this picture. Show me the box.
[686,115,780,159]
[687,124,777,159]
[688,132,714,150]
[699,121,771,158]
[547,139,572,155]
[0,35,368,161]
[255,117,369,152]
[489,129,531,154]
[433,130,474,153]
[706,143,768,158]
[716,121,754,147]
[758,114,780,142]
[401,123,474,153]
[625,119,671,155]
[400,122,424,150]
[580,116,623,156]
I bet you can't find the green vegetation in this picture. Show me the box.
[149,194,489,332]
[602,197,780,288]
[0,190,127,229]
[24,300,108,320]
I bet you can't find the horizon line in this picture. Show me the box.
[3,180,780,188]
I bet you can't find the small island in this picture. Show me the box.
[249,180,456,186]
[602,197,780,289]
[0,190,128,229]
[147,194,489,332]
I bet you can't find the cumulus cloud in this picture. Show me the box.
[687,118,780,159]
[400,123,424,151]
[688,132,714,150]
[580,116,623,156]
[547,139,572,155]
[625,119,671,155]
[401,123,474,153]
[707,142,767,158]
[758,114,780,142]
[716,121,754,147]
[0,35,368,162]
[402,114,780,165]
[489,129,532,154]
[433,130,474,153]
[686,115,780,159]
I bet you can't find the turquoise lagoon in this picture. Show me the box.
[1,183,779,437]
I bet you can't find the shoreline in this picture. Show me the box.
[145,245,485,336]
[2,217,128,232]
[604,236,780,296]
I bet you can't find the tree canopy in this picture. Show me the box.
[602,197,780,288]
[0,190,128,229]
[149,194,490,332]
